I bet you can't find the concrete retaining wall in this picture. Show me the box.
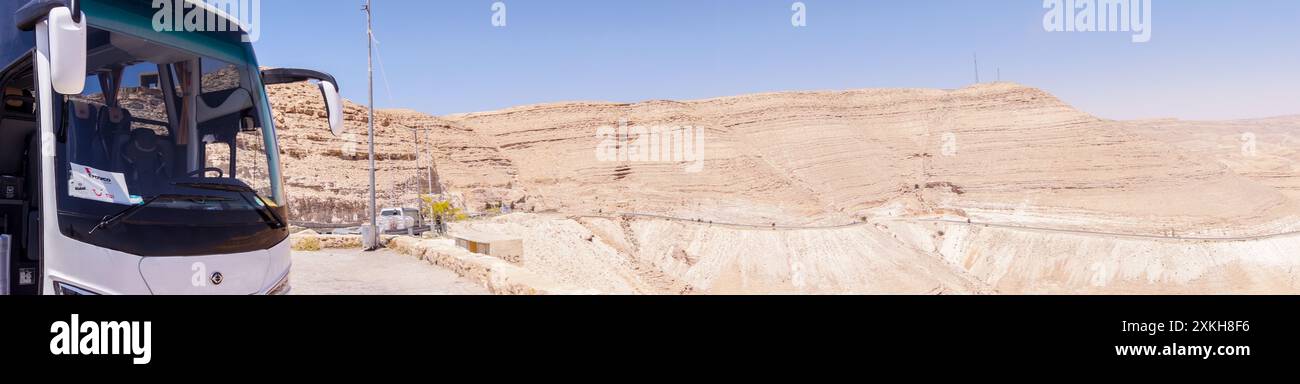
[385,236,593,295]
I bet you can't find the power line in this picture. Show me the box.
[369,32,395,103]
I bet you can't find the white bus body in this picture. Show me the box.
[0,0,342,295]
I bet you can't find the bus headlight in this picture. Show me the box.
[53,281,100,296]
[267,273,291,296]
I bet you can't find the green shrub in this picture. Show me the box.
[292,236,322,251]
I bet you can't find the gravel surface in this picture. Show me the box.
[291,248,488,295]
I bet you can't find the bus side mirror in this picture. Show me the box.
[262,68,344,136]
[318,80,344,136]
[46,6,87,95]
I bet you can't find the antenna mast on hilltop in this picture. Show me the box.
[972,52,980,84]
[363,0,379,250]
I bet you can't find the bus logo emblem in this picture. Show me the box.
[210,272,224,286]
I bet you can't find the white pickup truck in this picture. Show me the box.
[378,208,422,233]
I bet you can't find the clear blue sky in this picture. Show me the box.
[251,0,1300,120]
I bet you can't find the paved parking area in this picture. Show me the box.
[291,248,488,295]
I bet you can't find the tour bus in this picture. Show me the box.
[0,0,343,295]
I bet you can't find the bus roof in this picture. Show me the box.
[1,0,256,72]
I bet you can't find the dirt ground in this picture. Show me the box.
[290,248,488,295]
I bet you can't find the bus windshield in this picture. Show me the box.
[54,25,287,257]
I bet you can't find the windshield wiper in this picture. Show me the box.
[237,192,286,229]
[176,181,286,229]
[172,181,255,193]
[88,195,166,235]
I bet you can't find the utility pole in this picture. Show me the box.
[414,127,426,205]
[414,126,420,196]
[416,127,435,227]
[425,128,434,195]
[408,126,418,237]
[428,140,438,195]
[972,52,980,84]
[364,0,379,250]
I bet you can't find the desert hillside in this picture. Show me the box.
[267,83,1300,294]
[1122,116,1300,202]
[269,82,1299,236]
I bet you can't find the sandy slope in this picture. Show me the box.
[1123,116,1300,202]
[889,220,1300,294]
[445,214,987,294]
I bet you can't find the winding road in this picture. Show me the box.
[566,212,1300,243]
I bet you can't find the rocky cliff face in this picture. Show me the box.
[267,82,520,223]
[268,82,1299,237]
